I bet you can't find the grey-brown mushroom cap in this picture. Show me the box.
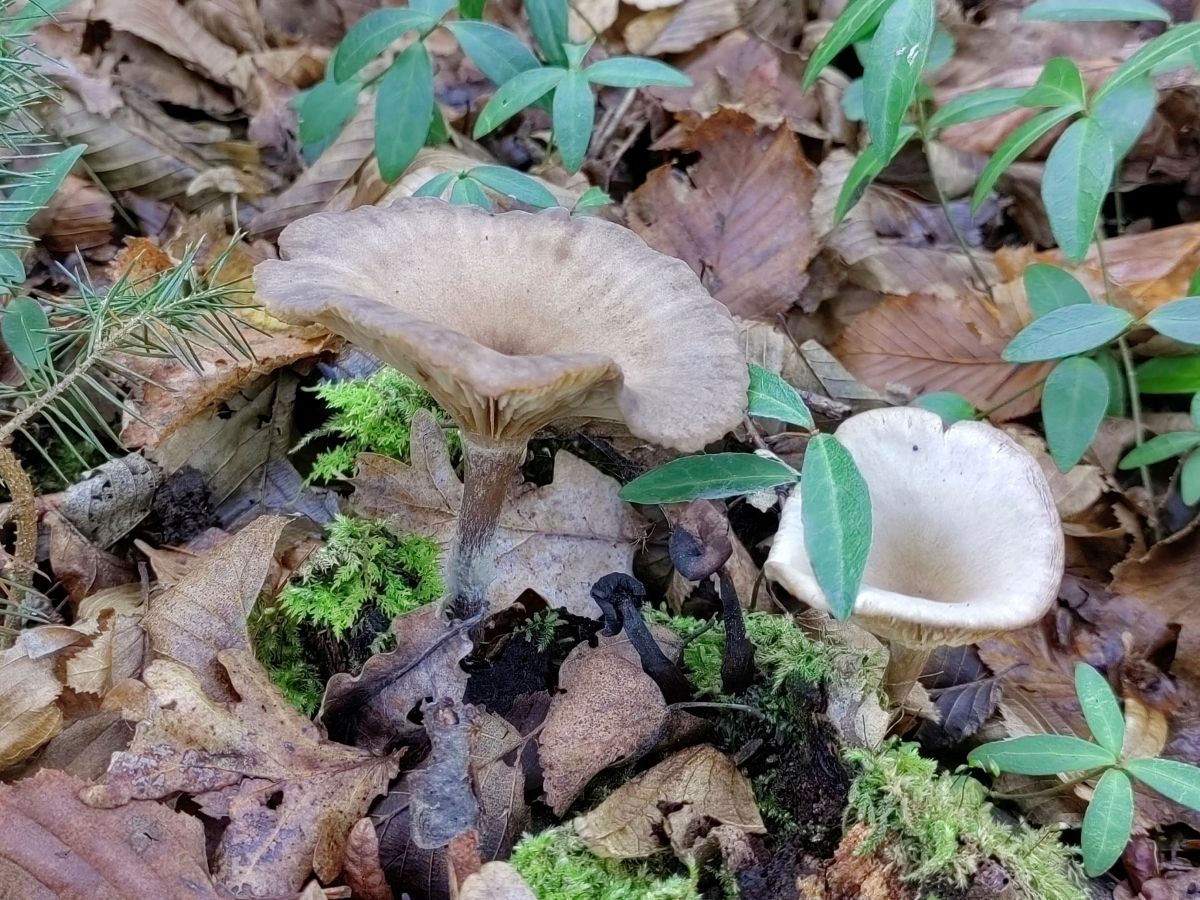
[765,407,1064,647]
[253,200,748,451]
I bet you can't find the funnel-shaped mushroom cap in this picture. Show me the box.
[765,407,1064,647]
[253,201,747,451]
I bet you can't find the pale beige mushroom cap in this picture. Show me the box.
[766,407,1064,647]
[253,201,747,451]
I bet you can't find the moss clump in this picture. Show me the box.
[250,611,324,714]
[510,827,699,900]
[301,367,459,483]
[845,742,1087,900]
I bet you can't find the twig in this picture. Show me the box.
[0,444,35,647]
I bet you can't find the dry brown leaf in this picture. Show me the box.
[143,515,287,702]
[26,173,115,254]
[573,743,764,858]
[569,0,619,40]
[31,711,134,782]
[46,510,137,607]
[471,710,529,862]
[343,817,393,900]
[0,650,64,772]
[86,650,401,894]
[622,0,740,55]
[459,862,537,900]
[539,631,675,815]
[351,410,647,616]
[1004,426,1108,522]
[627,109,818,320]
[65,609,146,697]
[58,454,160,547]
[0,768,222,899]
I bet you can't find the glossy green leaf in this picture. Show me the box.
[474,66,565,138]
[573,185,611,213]
[410,0,457,16]
[468,165,558,207]
[1095,23,1200,104]
[926,87,1026,131]
[584,57,691,87]
[551,70,593,172]
[1025,263,1091,318]
[1024,0,1169,21]
[525,0,569,65]
[1,144,87,235]
[915,391,976,425]
[1118,431,1200,469]
[446,21,540,86]
[1136,355,1200,393]
[1082,769,1133,877]
[1043,356,1108,472]
[802,0,893,90]
[413,171,457,199]
[747,364,815,429]
[1189,269,1200,296]
[1124,757,1200,811]
[1095,349,1128,416]
[1180,448,1200,505]
[863,0,935,158]
[800,434,873,621]
[1019,57,1087,108]
[375,42,434,182]
[449,176,492,208]
[924,25,955,74]
[458,0,486,19]
[333,8,435,82]
[563,42,591,69]
[968,734,1116,775]
[1003,304,1134,363]
[1145,297,1200,345]
[0,249,24,284]
[1043,117,1115,263]
[2,297,49,370]
[835,136,911,225]
[842,79,865,122]
[972,104,1080,212]
[297,78,359,148]
[619,453,798,504]
[1076,664,1125,755]
[1093,76,1157,162]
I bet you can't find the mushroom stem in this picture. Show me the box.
[883,643,932,706]
[445,437,525,621]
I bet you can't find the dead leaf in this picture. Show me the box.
[343,817,393,900]
[351,410,647,616]
[798,822,913,900]
[85,650,401,895]
[627,109,818,320]
[26,173,115,254]
[65,609,146,697]
[0,650,64,771]
[0,768,222,899]
[573,743,764,858]
[58,455,160,547]
[471,710,529,863]
[914,645,1001,750]
[622,0,741,55]
[459,862,536,900]
[30,711,134,782]
[569,0,619,41]
[46,510,137,607]
[410,699,479,851]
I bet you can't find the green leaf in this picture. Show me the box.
[972,104,1080,212]
[584,57,691,87]
[1025,263,1091,318]
[413,171,457,199]
[747,364,815,429]
[297,78,359,148]
[619,453,798,504]
[835,141,888,224]
[574,185,612,213]
[551,70,594,172]
[1024,0,1170,22]
[802,0,892,90]
[968,735,1116,775]
[449,176,492,208]
[1189,269,1200,296]
[1,144,87,236]
[1082,768,1133,877]
[800,434,873,621]
[915,391,976,425]
[1095,349,1128,416]
[1076,664,1125,755]
[411,0,457,16]
[1,297,49,370]
[1180,448,1200,505]
[1042,356,1108,471]
[333,8,435,82]
[1145,297,1200,345]
[563,42,591,69]
[1019,57,1087,108]
[0,249,24,284]
[1043,117,1115,263]
[1095,22,1200,104]
[1117,431,1200,469]
[1136,355,1200,393]
[525,0,569,66]
[924,25,955,74]
[458,0,486,19]
[468,165,558,207]
[862,0,935,158]
[446,21,540,86]
[842,79,865,122]
[1192,391,1200,428]
[2,0,77,33]
[474,66,565,138]
[1092,76,1157,162]
[1003,304,1134,363]
[926,87,1026,131]
[375,42,435,182]
[1125,757,1200,811]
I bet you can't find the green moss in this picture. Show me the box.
[845,742,1087,900]
[250,609,324,714]
[301,367,458,483]
[513,609,562,651]
[510,827,699,900]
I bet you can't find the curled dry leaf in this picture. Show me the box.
[85,650,401,895]
[573,743,764,859]
[343,817,393,900]
[58,454,161,548]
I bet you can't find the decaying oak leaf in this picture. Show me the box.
[143,515,288,703]
[626,108,818,320]
[539,631,676,815]
[85,650,401,895]
[0,650,64,772]
[0,769,222,899]
[574,743,764,859]
[459,862,536,900]
[351,411,647,616]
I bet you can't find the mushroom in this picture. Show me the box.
[764,407,1064,704]
[254,200,747,621]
